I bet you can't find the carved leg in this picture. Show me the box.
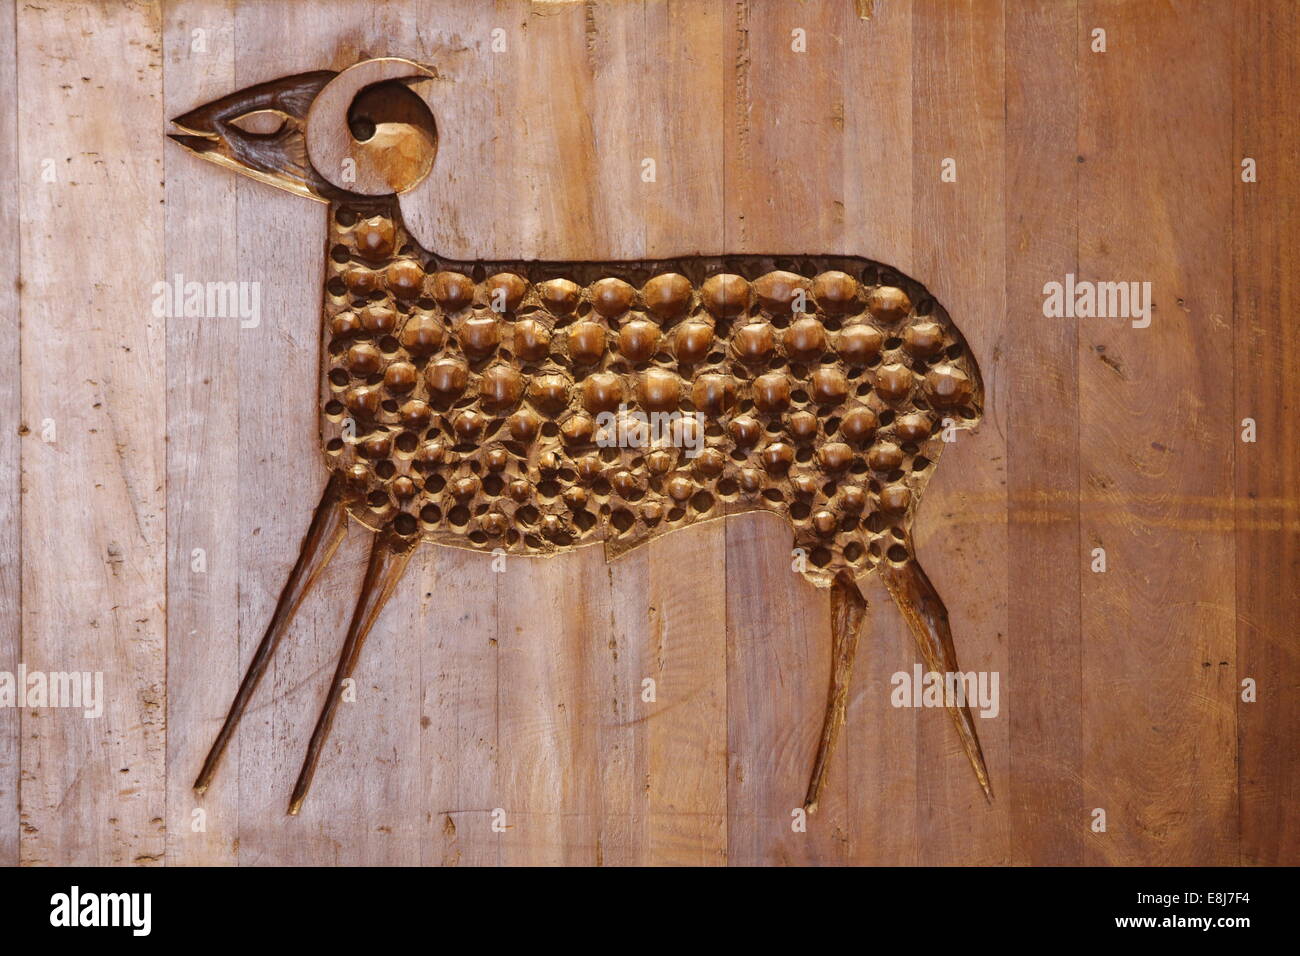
[804,571,869,814]
[881,552,993,800]
[288,525,414,815]
[194,473,349,795]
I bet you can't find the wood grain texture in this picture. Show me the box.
[1078,0,1237,865]
[632,0,729,865]
[1004,0,1083,865]
[911,0,1009,865]
[227,0,423,865]
[1234,0,1300,867]
[162,0,238,866]
[840,0,919,864]
[17,0,167,865]
[0,0,17,869]
[5,0,1298,866]
[408,0,509,871]
[723,0,846,866]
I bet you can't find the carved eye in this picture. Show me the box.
[228,109,290,136]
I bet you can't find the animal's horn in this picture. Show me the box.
[305,57,437,196]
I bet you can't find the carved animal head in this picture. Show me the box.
[169,58,437,202]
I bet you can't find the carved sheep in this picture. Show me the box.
[169,58,990,815]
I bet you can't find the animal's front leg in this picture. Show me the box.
[288,524,414,815]
[881,550,993,800]
[194,473,350,796]
[804,571,869,814]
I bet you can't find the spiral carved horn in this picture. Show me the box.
[306,57,437,196]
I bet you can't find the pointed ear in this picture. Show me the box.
[168,70,343,201]
[305,58,437,196]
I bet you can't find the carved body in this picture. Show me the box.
[322,199,981,586]
[170,58,992,816]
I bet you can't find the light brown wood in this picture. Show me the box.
[306,57,436,198]
[17,0,167,865]
[163,0,239,866]
[5,0,1298,866]
[612,0,729,865]
[0,0,17,869]
[222,0,422,864]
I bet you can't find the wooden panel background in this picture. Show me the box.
[2,0,1296,866]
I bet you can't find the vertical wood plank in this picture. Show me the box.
[398,0,508,264]
[840,0,920,865]
[911,0,1010,864]
[725,516,833,863]
[630,0,729,866]
[557,0,655,868]
[1004,0,1084,864]
[0,0,19,868]
[222,0,331,859]
[404,0,511,869]
[162,0,239,867]
[420,544,501,867]
[844,0,914,274]
[1234,0,1300,867]
[17,0,167,865]
[489,0,623,866]
[220,0,428,864]
[723,0,853,864]
[1078,0,1237,865]
[499,0,637,262]
[494,547,609,865]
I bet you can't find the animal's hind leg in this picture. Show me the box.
[288,524,414,815]
[804,571,869,814]
[881,550,993,800]
[194,473,350,795]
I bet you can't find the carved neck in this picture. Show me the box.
[328,195,402,228]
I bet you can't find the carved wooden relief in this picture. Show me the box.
[170,58,990,815]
